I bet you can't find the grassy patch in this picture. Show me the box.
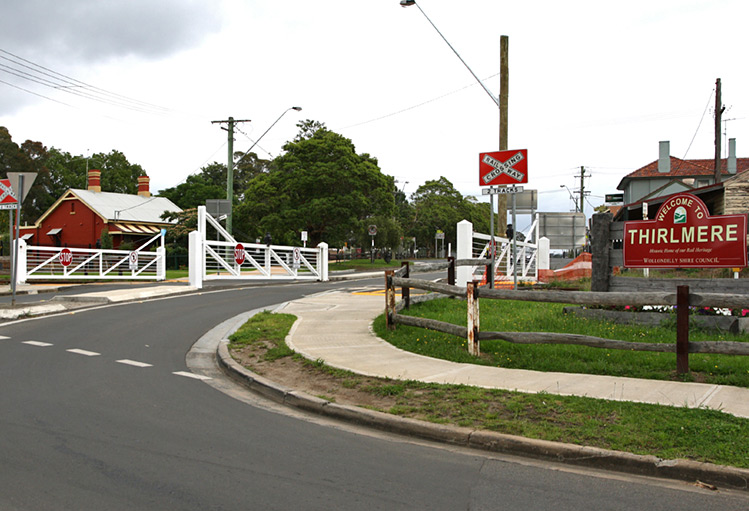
[228,309,749,469]
[328,259,406,272]
[374,297,749,387]
[228,311,296,361]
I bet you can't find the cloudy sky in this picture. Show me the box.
[1,0,747,221]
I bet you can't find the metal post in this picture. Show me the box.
[676,285,690,374]
[10,175,24,306]
[512,189,518,289]
[489,193,494,289]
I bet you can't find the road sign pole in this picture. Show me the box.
[11,175,24,306]
[489,193,494,289]
[512,189,518,290]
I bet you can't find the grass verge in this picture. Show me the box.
[229,310,749,469]
[373,297,749,388]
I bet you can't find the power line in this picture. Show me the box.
[0,49,172,115]
[341,72,500,130]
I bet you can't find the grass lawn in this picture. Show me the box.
[328,259,407,272]
[374,297,749,388]
[230,310,749,469]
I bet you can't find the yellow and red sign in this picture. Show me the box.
[624,193,747,268]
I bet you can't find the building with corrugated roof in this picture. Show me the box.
[19,170,181,249]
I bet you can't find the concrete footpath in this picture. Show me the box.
[281,289,749,419]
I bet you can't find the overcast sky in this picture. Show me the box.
[1,0,747,222]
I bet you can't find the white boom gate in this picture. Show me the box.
[188,206,328,289]
[16,231,166,284]
[456,216,548,286]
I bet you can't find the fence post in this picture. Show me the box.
[318,242,329,282]
[385,270,396,330]
[401,261,410,309]
[447,256,455,286]
[676,285,690,374]
[591,212,612,292]
[188,230,203,289]
[466,280,480,356]
[456,219,473,286]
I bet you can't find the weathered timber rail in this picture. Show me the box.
[385,261,749,374]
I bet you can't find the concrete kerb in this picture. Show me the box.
[214,313,749,492]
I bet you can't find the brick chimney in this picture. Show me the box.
[658,141,670,173]
[137,175,151,197]
[88,169,101,192]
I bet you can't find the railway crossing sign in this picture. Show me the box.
[0,179,18,210]
[479,149,528,186]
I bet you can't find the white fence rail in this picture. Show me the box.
[17,232,165,283]
[188,206,328,289]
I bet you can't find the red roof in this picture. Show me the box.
[617,156,749,189]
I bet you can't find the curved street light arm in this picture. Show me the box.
[404,1,499,107]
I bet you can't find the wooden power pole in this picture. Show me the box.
[714,78,724,183]
[497,35,509,234]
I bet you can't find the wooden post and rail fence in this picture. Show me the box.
[385,260,749,374]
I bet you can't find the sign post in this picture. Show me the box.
[368,225,377,263]
[482,185,524,288]
[480,150,528,290]
[7,172,37,306]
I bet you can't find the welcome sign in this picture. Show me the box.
[623,193,747,268]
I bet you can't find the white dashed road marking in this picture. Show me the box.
[67,349,100,357]
[116,359,153,368]
[23,341,53,347]
[173,371,212,381]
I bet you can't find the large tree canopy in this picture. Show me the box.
[410,176,490,250]
[235,121,395,246]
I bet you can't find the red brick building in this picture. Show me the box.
[19,170,181,249]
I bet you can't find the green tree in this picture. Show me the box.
[236,121,395,247]
[158,172,224,210]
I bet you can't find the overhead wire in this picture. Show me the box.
[0,49,171,115]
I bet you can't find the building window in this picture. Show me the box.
[70,202,76,214]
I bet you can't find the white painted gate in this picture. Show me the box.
[16,231,166,284]
[188,206,328,289]
[456,216,550,287]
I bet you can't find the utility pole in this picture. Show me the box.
[714,78,724,183]
[212,116,251,235]
[575,166,591,214]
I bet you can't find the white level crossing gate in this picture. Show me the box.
[16,231,166,283]
[188,206,328,289]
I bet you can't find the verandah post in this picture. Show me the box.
[676,285,690,374]
[466,280,480,356]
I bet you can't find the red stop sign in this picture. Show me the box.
[59,248,73,267]
[234,243,245,265]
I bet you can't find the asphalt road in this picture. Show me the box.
[1,278,747,510]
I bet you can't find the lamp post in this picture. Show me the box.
[560,184,579,212]
[401,0,508,287]
[225,106,302,235]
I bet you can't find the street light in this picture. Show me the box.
[226,106,302,234]
[560,184,579,212]
[401,0,505,286]
[399,1,499,107]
